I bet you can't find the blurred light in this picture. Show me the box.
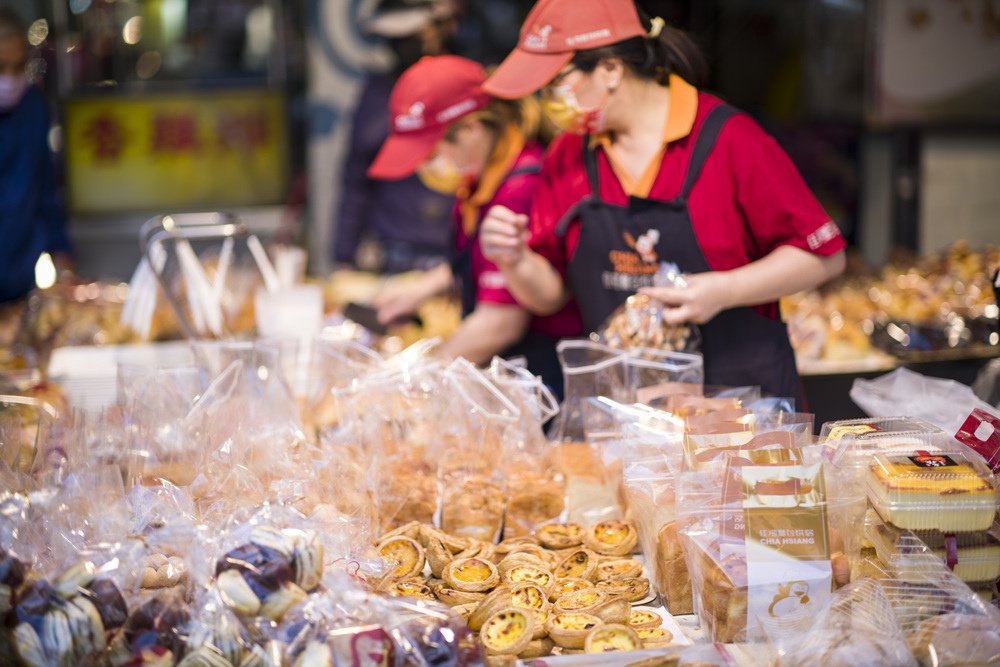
[48,125,62,153]
[69,0,92,15]
[35,253,57,290]
[122,16,143,45]
[136,51,162,79]
[27,19,48,46]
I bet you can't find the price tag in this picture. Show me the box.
[954,409,1000,474]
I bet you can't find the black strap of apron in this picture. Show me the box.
[556,136,600,238]
[679,104,737,200]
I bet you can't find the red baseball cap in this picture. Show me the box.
[483,0,646,99]
[369,56,490,180]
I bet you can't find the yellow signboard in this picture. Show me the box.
[65,89,289,213]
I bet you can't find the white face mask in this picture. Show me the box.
[0,74,28,111]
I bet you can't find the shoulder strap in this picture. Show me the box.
[680,104,737,199]
[507,163,542,178]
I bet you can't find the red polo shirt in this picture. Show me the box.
[528,76,845,320]
[456,141,582,338]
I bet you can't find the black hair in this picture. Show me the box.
[569,8,707,87]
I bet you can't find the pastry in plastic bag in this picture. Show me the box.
[906,612,1000,666]
[596,263,700,353]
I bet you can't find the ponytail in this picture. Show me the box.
[569,6,708,88]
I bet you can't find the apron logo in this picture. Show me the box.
[603,230,661,291]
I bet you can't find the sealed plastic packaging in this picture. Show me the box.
[866,450,998,532]
[489,358,565,539]
[866,512,1000,584]
[777,578,917,666]
[595,262,701,355]
[438,359,519,542]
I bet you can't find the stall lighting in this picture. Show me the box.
[122,16,143,45]
[27,19,48,46]
[35,253,56,290]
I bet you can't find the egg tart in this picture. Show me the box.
[432,584,486,606]
[424,535,453,579]
[549,577,592,602]
[555,549,598,581]
[628,608,662,630]
[443,558,499,593]
[382,521,421,542]
[385,578,434,600]
[536,523,584,550]
[596,558,643,582]
[584,520,638,557]
[501,564,553,593]
[583,623,641,653]
[510,582,549,611]
[554,587,608,614]
[519,637,554,659]
[377,536,425,580]
[498,553,548,577]
[596,576,650,603]
[545,612,604,649]
[480,607,536,656]
[636,626,673,648]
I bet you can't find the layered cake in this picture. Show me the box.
[866,452,997,532]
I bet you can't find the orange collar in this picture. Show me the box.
[460,125,526,236]
[589,74,698,198]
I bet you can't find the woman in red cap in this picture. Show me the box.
[478,0,846,400]
[369,55,580,396]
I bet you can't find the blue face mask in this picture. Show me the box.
[0,74,28,111]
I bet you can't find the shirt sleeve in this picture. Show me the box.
[474,166,541,306]
[527,135,585,276]
[724,114,846,258]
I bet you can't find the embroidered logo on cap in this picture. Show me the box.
[523,24,552,50]
[565,28,612,47]
[436,98,479,124]
[395,102,426,132]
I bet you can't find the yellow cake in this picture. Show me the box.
[866,452,997,532]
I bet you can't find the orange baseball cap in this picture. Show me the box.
[483,0,646,99]
[369,55,490,180]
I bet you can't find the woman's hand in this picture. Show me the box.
[640,271,735,325]
[373,264,453,325]
[480,205,530,268]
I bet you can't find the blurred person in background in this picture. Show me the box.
[479,0,845,400]
[370,56,580,397]
[0,6,71,304]
[331,0,462,274]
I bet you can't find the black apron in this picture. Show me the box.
[556,105,800,400]
[452,164,565,400]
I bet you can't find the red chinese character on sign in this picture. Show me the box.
[151,113,200,153]
[215,110,270,152]
[82,113,126,162]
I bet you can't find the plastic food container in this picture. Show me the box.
[866,451,998,533]
[866,513,1000,584]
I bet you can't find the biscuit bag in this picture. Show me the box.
[8,539,142,667]
[362,365,445,532]
[678,437,859,644]
[0,394,57,476]
[116,363,209,487]
[776,578,917,666]
[438,359,520,542]
[489,358,565,538]
[596,262,701,353]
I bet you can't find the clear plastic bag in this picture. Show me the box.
[777,578,917,666]
[489,358,566,539]
[850,367,999,436]
[595,262,702,354]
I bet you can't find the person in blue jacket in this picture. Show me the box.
[331,0,460,274]
[0,6,71,304]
